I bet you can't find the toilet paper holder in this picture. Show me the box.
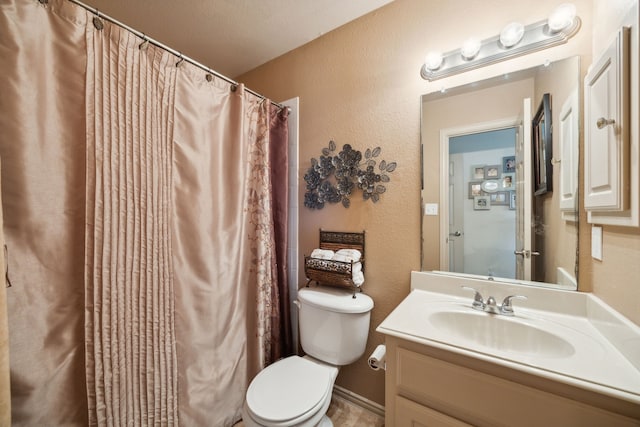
[368,344,386,371]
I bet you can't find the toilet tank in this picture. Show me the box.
[297,287,374,366]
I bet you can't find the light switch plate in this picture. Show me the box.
[424,203,439,216]
[591,226,603,260]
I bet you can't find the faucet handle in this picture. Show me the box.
[500,295,527,315]
[461,286,485,310]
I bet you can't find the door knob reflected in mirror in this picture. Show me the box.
[596,117,615,129]
[514,249,541,258]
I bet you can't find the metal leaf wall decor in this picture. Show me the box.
[304,140,397,210]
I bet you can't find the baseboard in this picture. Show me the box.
[332,384,385,418]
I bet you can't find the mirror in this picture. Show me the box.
[420,56,580,290]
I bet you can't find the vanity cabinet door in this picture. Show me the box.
[584,27,630,216]
[395,396,471,427]
[391,344,639,427]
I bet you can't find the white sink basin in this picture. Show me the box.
[377,272,640,406]
[428,310,575,358]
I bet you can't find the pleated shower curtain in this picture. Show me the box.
[0,0,289,425]
[84,23,180,425]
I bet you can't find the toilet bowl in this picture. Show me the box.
[242,356,338,427]
[242,287,374,427]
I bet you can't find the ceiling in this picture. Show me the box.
[80,0,394,78]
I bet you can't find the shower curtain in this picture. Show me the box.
[0,0,290,425]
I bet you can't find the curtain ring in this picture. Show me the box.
[4,245,11,288]
[176,54,184,68]
[38,0,49,4]
[279,106,291,118]
[92,10,104,31]
[139,34,149,51]
[205,74,213,82]
[230,84,238,92]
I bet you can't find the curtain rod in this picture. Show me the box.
[64,0,287,111]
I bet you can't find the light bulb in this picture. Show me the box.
[461,37,481,60]
[500,22,525,48]
[424,52,444,71]
[548,3,576,32]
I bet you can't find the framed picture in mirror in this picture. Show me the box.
[468,181,482,199]
[490,191,509,205]
[502,173,514,189]
[481,180,499,193]
[484,165,500,179]
[502,155,516,173]
[473,195,490,210]
[471,165,485,180]
[533,93,552,196]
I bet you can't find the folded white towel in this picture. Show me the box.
[353,271,365,287]
[310,248,335,260]
[334,249,362,262]
[331,253,356,264]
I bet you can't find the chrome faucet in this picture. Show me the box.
[499,294,528,316]
[461,286,527,316]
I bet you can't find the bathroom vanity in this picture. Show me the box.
[377,272,640,426]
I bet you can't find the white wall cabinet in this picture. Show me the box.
[584,27,630,214]
[584,22,639,227]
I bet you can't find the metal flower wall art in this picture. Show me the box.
[304,140,397,209]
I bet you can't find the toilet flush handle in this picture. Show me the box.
[293,300,300,309]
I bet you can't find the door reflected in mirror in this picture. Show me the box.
[420,56,580,290]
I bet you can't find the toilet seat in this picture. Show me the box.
[245,356,336,426]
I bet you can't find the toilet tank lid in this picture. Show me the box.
[298,287,373,314]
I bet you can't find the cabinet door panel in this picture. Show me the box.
[559,88,579,219]
[584,27,630,212]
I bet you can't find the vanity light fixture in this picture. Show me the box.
[424,51,444,71]
[420,3,581,81]
[461,37,482,60]
[499,22,525,48]
[547,3,577,33]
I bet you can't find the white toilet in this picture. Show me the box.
[242,286,374,427]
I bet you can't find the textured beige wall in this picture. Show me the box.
[591,226,640,323]
[586,0,640,325]
[238,0,596,405]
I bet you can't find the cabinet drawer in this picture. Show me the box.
[395,395,471,427]
[396,347,638,427]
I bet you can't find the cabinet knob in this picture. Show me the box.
[596,117,615,129]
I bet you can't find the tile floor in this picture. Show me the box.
[326,394,385,426]
[234,394,385,426]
